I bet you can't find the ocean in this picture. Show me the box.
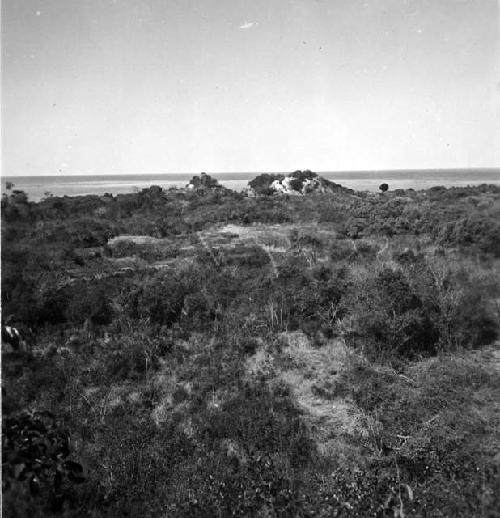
[2,169,500,202]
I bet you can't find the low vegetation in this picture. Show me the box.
[2,176,500,516]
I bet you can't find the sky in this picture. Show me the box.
[2,0,499,176]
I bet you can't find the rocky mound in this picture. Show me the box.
[186,172,227,192]
[247,170,349,196]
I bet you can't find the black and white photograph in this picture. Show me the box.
[2,0,500,516]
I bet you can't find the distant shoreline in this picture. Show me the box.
[3,168,500,202]
[3,167,500,180]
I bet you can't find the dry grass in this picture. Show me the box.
[108,235,166,245]
[247,332,372,465]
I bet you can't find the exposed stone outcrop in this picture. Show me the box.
[248,170,350,196]
[186,172,226,192]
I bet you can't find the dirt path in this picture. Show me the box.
[487,344,500,373]
[260,245,279,276]
[376,236,390,259]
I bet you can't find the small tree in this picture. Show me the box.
[379,183,389,193]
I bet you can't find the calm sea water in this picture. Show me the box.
[2,169,500,202]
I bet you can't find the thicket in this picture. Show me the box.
[330,354,500,516]
[337,185,500,256]
[339,261,498,364]
[2,182,499,517]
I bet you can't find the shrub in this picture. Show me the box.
[329,240,355,262]
[130,273,189,327]
[341,263,498,363]
[410,261,498,350]
[65,285,113,327]
[100,336,161,382]
[341,267,439,362]
[248,173,284,195]
[2,410,86,515]
[438,214,500,256]
[68,219,115,248]
[355,240,378,260]
[217,244,270,269]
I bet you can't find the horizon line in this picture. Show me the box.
[3,166,500,178]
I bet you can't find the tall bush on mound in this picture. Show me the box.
[248,173,284,196]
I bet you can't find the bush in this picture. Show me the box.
[130,273,189,327]
[248,173,284,195]
[99,335,161,382]
[216,245,270,269]
[341,263,498,363]
[341,267,438,362]
[65,285,113,327]
[438,214,500,257]
[329,240,355,262]
[2,410,86,515]
[410,261,498,350]
[68,219,115,248]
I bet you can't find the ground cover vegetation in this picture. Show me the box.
[2,175,500,517]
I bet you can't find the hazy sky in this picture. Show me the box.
[2,0,499,175]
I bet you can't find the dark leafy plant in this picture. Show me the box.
[2,410,85,513]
